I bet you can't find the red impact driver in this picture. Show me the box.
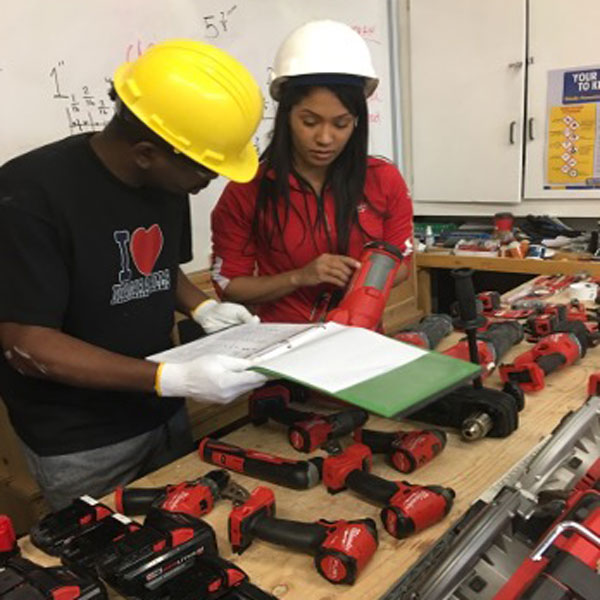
[322,444,455,539]
[249,382,368,453]
[326,240,404,330]
[228,486,378,585]
[354,427,447,473]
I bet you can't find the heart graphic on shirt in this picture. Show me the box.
[130,224,164,276]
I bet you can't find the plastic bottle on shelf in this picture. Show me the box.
[425,225,435,250]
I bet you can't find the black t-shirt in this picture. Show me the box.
[0,134,191,455]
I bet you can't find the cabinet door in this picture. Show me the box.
[524,0,600,202]
[409,0,526,203]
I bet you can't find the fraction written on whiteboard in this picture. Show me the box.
[49,60,113,135]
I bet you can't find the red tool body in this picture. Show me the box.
[198,437,322,490]
[354,427,447,473]
[499,330,587,392]
[322,444,454,538]
[326,240,403,330]
[0,515,18,564]
[228,486,378,584]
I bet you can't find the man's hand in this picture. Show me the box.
[291,254,360,288]
[155,354,267,404]
[192,299,259,333]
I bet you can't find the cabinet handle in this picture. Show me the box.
[528,117,535,141]
[509,120,517,145]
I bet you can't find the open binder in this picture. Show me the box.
[148,322,481,418]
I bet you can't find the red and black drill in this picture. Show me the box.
[353,427,447,473]
[114,469,247,518]
[394,314,454,349]
[249,382,368,453]
[322,443,455,539]
[326,240,404,330]
[198,437,322,490]
[499,321,589,392]
[228,486,378,585]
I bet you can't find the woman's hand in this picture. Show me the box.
[292,254,361,288]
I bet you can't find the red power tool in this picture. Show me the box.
[394,314,454,349]
[228,486,378,584]
[353,427,447,473]
[443,320,524,378]
[326,240,404,330]
[249,382,368,453]
[478,291,502,313]
[499,322,589,392]
[322,444,455,539]
[198,437,322,490]
[114,469,248,518]
[0,515,18,565]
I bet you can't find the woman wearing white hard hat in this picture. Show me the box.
[211,20,413,325]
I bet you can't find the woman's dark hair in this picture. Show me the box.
[251,83,375,256]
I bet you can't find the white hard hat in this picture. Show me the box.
[269,20,379,101]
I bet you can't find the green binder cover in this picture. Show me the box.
[253,341,481,418]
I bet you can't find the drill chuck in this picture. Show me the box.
[461,412,494,441]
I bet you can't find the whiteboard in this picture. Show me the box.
[0,0,401,271]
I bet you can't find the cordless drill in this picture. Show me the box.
[354,427,447,473]
[198,437,322,490]
[499,321,589,392]
[322,444,455,538]
[443,320,524,378]
[326,240,404,330]
[114,469,242,518]
[228,486,378,584]
[394,314,454,349]
[249,382,368,452]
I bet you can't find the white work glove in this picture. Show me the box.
[191,299,259,334]
[155,354,267,404]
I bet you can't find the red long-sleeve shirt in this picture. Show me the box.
[211,157,413,323]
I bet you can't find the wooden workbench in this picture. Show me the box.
[18,288,600,599]
[416,251,600,314]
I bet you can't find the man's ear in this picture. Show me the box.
[131,141,162,170]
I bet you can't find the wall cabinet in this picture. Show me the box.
[408,0,600,212]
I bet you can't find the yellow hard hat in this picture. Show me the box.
[113,39,263,183]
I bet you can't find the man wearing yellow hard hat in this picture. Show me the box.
[0,40,267,509]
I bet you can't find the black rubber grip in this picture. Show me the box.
[272,404,314,426]
[252,517,326,553]
[330,409,369,436]
[345,469,398,504]
[479,321,523,361]
[356,429,396,453]
[245,459,319,490]
[418,314,454,349]
[536,352,567,375]
[451,269,479,323]
[120,487,165,515]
